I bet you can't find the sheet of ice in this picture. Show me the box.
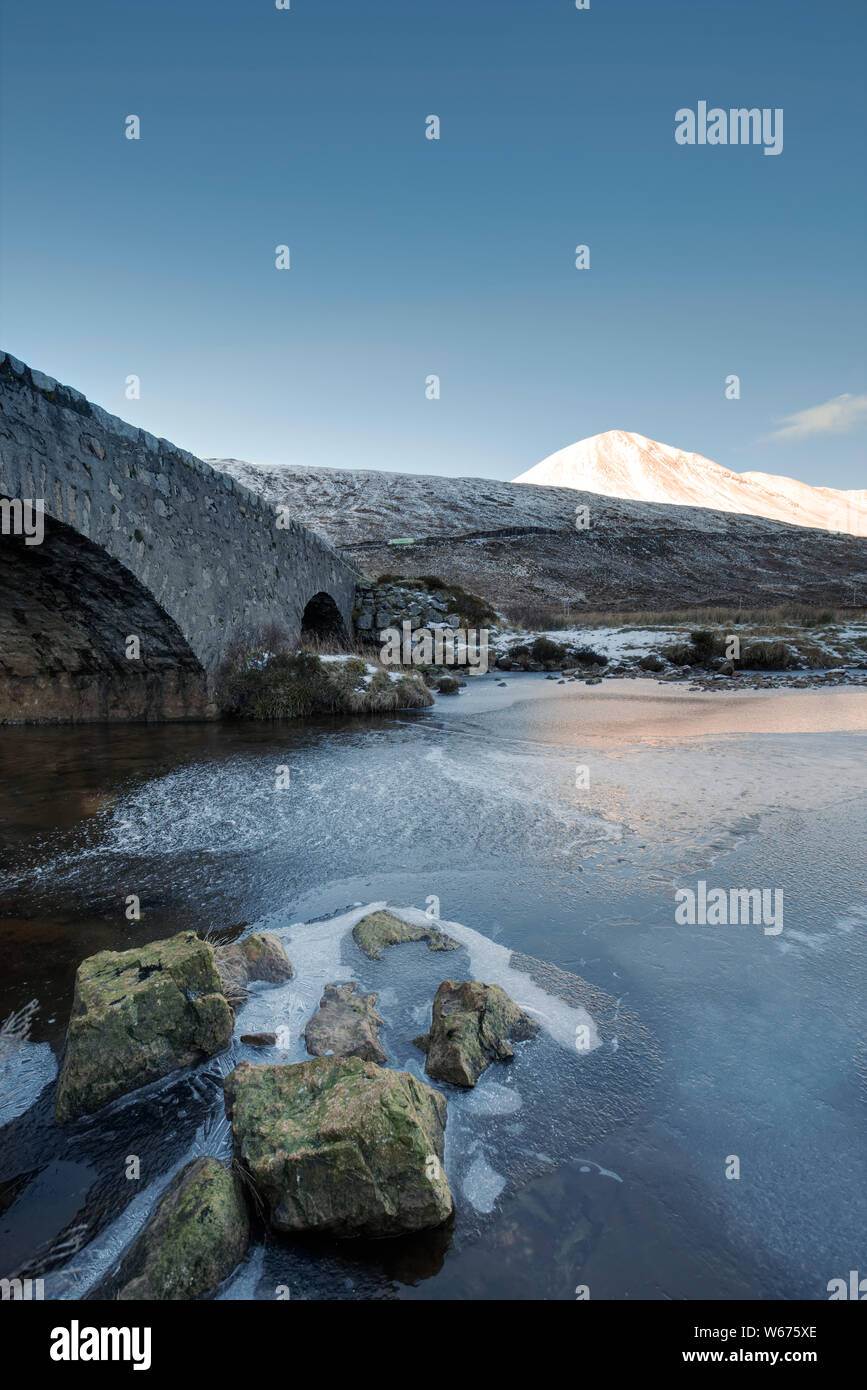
[462,1080,523,1115]
[387,906,601,1053]
[216,1246,267,1301]
[461,1152,507,1213]
[233,900,599,1056]
[0,1041,57,1127]
[232,903,376,1058]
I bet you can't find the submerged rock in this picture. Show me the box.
[214,932,293,1006]
[240,1032,278,1047]
[55,932,234,1123]
[352,909,459,961]
[224,1057,453,1237]
[113,1157,249,1300]
[304,982,386,1063]
[414,980,540,1087]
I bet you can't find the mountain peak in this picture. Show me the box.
[513,433,866,535]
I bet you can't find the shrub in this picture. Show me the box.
[531,636,568,663]
[638,653,665,672]
[689,629,725,660]
[569,646,608,667]
[661,642,696,666]
[216,648,432,718]
[661,631,724,666]
[740,641,791,670]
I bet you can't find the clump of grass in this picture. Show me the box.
[530,635,569,663]
[501,638,607,671]
[660,629,727,666]
[356,668,433,713]
[689,629,725,660]
[216,641,431,718]
[660,641,697,667]
[740,640,792,670]
[570,646,608,666]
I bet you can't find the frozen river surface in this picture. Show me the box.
[0,677,865,1300]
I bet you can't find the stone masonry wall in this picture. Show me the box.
[0,353,358,719]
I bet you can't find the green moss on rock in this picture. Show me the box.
[55,931,234,1123]
[114,1157,249,1300]
[414,980,540,1087]
[224,1057,453,1237]
[352,910,459,961]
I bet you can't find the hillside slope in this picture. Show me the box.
[209,459,867,613]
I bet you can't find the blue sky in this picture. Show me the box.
[1,0,865,487]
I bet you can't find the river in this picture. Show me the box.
[1,676,865,1300]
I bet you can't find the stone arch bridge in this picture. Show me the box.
[0,353,358,722]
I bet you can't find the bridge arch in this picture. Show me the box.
[0,353,359,721]
[0,504,208,722]
[300,591,349,642]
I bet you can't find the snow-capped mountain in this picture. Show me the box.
[513,431,866,536]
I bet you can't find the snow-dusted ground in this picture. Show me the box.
[498,626,679,660]
[316,653,409,686]
[493,618,867,671]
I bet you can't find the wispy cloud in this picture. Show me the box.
[765,393,867,442]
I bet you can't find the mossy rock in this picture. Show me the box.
[352,910,459,960]
[414,980,540,1087]
[113,1157,249,1300]
[224,1057,453,1237]
[55,931,234,1123]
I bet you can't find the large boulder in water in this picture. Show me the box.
[113,1157,249,1300]
[214,932,293,1006]
[304,982,386,1063]
[224,1057,453,1237]
[55,931,234,1123]
[414,980,540,1087]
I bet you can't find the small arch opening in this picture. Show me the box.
[300,591,348,644]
